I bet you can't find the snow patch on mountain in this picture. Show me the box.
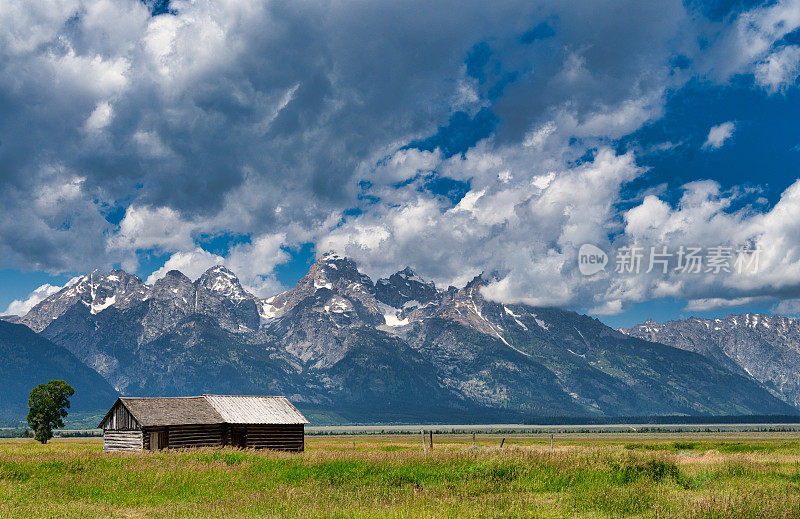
[504,306,529,330]
[91,295,116,314]
[531,313,549,330]
[377,302,410,327]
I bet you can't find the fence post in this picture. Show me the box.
[421,429,427,454]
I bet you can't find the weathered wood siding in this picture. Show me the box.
[245,424,304,451]
[103,430,143,451]
[166,424,224,449]
[102,403,140,431]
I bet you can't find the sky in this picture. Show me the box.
[3,0,800,328]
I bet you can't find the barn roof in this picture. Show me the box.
[204,395,309,424]
[99,395,308,428]
[117,396,225,427]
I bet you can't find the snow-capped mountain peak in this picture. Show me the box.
[17,269,149,331]
[318,251,344,262]
[376,267,438,309]
[196,265,251,301]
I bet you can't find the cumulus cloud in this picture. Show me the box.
[226,233,290,296]
[772,298,800,316]
[3,284,63,316]
[0,0,695,275]
[4,0,800,317]
[755,45,800,93]
[702,122,736,150]
[112,206,198,255]
[145,248,224,284]
[321,130,800,315]
[699,0,800,81]
[685,297,760,312]
[321,144,645,305]
[3,276,83,316]
[145,235,288,296]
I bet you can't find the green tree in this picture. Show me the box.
[26,380,74,444]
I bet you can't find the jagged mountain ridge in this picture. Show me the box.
[18,266,262,336]
[17,270,149,332]
[622,314,800,407]
[5,253,796,420]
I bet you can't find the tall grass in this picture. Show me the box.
[1,436,800,517]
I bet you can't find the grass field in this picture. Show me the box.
[3,432,800,518]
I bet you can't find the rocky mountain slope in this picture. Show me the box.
[0,321,118,423]
[4,254,796,421]
[622,314,800,407]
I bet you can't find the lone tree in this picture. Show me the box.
[27,380,74,444]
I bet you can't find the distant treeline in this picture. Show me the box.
[306,423,800,435]
[519,414,800,425]
[0,428,102,438]
[305,416,800,435]
[0,428,30,438]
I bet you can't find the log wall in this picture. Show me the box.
[245,424,304,451]
[164,424,225,449]
[101,411,304,452]
[103,430,144,451]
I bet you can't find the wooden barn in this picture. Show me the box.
[99,395,308,452]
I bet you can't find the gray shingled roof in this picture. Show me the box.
[105,395,308,427]
[119,396,224,427]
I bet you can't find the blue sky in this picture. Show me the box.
[3,0,800,328]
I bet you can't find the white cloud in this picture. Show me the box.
[111,206,197,254]
[145,233,290,296]
[84,101,114,132]
[701,0,800,81]
[317,115,800,317]
[146,248,224,285]
[772,298,800,316]
[702,121,736,150]
[685,297,759,312]
[226,233,290,296]
[3,277,81,315]
[588,299,623,316]
[370,148,441,185]
[5,0,800,319]
[0,0,81,56]
[0,0,696,276]
[755,45,800,93]
[321,145,644,306]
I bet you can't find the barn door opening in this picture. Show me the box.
[149,431,165,450]
[231,426,246,449]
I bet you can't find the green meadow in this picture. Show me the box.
[2,433,800,517]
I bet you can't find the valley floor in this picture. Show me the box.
[2,433,800,518]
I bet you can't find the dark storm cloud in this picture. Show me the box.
[0,0,789,281]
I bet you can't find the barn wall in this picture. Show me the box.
[103,430,143,451]
[245,424,304,451]
[166,424,225,449]
[102,403,140,431]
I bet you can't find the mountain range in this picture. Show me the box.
[2,252,796,423]
[622,314,800,408]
